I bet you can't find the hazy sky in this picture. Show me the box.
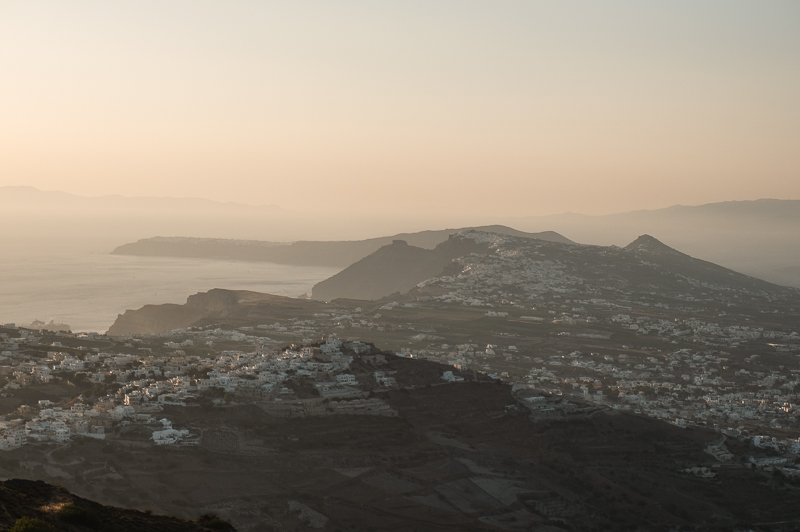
[2,1,798,216]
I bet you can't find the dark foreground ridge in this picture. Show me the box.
[0,479,234,531]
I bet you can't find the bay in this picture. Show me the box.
[0,237,338,333]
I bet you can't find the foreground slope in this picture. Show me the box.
[0,479,233,531]
[8,342,800,531]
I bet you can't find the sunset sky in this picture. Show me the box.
[2,1,798,216]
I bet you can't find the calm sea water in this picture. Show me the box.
[0,238,338,333]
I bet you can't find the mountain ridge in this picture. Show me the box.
[513,199,800,288]
[313,231,790,302]
[111,226,573,268]
[107,230,799,335]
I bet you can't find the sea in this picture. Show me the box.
[0,237,339,333]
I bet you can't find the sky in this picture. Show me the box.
[1,1,799,217]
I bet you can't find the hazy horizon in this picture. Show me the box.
[0,185,800,219]
[3,1,799,217]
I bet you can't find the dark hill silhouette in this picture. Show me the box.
[311,236,491,301]
[621,234,779,293]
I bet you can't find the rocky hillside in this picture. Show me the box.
[310,230,797,303]
[107,289,241,336]
[408,231,799,308]
[0,479,234,531]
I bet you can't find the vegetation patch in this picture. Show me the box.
[58,503,100,529]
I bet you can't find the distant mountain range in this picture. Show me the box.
[111,226,571,268]
[5,187,799,287]
[522,199,800,227]
[513,199,800,288]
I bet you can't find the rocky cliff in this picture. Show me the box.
[106,289,331,335]
[107,289,241,336]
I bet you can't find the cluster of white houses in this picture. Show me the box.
[0,335,394,450]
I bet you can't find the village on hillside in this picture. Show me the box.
[2,301,800,478]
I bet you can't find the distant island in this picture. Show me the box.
[108,230,798,335]
[111,225,572,268]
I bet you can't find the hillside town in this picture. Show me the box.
[2,307,800,475]
[0,325,404,451]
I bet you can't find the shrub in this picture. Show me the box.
[8,517,56,532]
[58,503,100,529]
[197,513,234,530]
